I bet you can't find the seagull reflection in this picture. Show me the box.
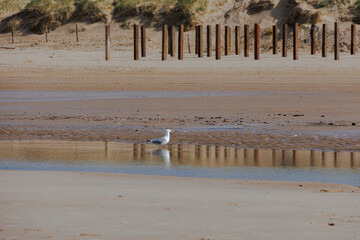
[152,149,171,169]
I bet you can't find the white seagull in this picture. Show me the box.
[147,129,173,147]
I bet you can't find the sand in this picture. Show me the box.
[1,45,360,150]
[0,170,359,240]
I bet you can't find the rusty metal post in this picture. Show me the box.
[198,25,203,58]
[162,24,168,61]
[282,24,287,57]
[311,24,316,55]
[216,24,221,60]
[141,25,146,57]
[76,24,79,42]
[273,25,278,54]
[244,24,249,57]
[235,26,240,55]
[134,24,139,60]
[178,25,184,60]
[254,23,260,60]
[322,24,327,58]
[351,24,356,55]
[334,22,339,60]
[225,26,230,55]
[207,25,212,57]
[105,25,110,61]
[293,23,298,60]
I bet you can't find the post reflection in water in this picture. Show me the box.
[136,144,360,169]
[0,141,359,170]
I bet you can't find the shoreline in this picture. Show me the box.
[1,170,359,240]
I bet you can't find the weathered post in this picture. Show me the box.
[254,23,260,60]
[11,27,14,44]
[235,26,240,55]
[134,24,139,60]
[244,24,249,57]
[178,25,184,60]
[351,24,356,55]
[293,23,298,60]
[273,25,278,54]
[168,26,172,55]
[162,24,168,61]
[322,24,327,58]
[141,25,146,57]
[334,22,339,60]
[282,24,287,57]
[45,26,48,43]
[188,33,191,53]
[207,25,212,57]
[76,24,79,42]
[311,24,316,55]
[216,24,221,60]
[195,26,199,55]
[171,25,175,57]
[198,25,203,58]
[105,25,110,61]
[225,26,230,55]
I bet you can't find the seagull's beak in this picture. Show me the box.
[171,130,174,133]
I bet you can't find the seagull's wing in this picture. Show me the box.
[148,136,166,144]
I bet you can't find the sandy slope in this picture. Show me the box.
[0,170,359,240]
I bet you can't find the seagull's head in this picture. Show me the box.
[166,129,174,134]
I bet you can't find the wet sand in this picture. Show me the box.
[0,170,359,240]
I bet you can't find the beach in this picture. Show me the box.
[1,22,360,240]
[1,170,359,240]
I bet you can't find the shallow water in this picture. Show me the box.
[0,140,359,186]
[0,91,257,103]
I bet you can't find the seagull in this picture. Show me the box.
[147,129,173,147]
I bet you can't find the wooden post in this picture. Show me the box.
[244,24,249,57]
[76,24,79,42]
[235,26,240,55]
[322,24,327,58]
[334,22,339,60]
[225,26,230,56]
[105,25,110,61]
[11,27,14,44]
[45,26,48,43]
[207,25,212,57]
[168,26,171,55]
[141,25,146,57]
[351,24,356,55]
[198,25,203,58]
[273,25,278,54]
[188,33,191,53]
[171,25,175,57]
[216,24,221,60]
[134,24,139,60]
[254,23,260,60]
[311,24,316,55]
[162,24,168,61]
[195,26,199,55]
[178,25,184,60]
[293,23,298,60]
[282,24,287,57]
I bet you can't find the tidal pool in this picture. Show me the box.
[0,140,359,186]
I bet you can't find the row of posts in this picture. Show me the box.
[116,22,356,61]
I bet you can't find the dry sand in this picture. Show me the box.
[0,170,359,240]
